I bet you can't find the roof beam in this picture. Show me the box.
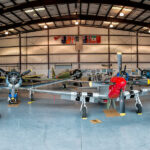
[0,14,149,32]
[0,0,149,15]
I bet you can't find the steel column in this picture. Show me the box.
[136,32,139,68]
[77,25,80,69]
[47,28,50,78]
[108,28,110,68]
[19,33,21,73]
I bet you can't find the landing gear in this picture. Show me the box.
[8,92,18,104]
[136,103,142,114]
[29,89,34,101]
[80,96,87,119]
[63,84,66,89]
[134,93,142,114]
[81,106,87,119]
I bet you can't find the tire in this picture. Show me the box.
[73,69,82,79]
[81,106,87,118]
[9,100,13,104]
[63,84,66,89]
[136,103,142,113]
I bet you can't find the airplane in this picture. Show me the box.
[0,68,80,104]
[137,67,150,79]
[26,52,150,119]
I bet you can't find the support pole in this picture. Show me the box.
[136,32,139,68]
[108,28,110,69]
[25,33,28,70]
[19,33,21,73]
[77,25,80,69]
[47,28,50,78]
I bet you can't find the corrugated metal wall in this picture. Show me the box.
[0,26,150,76]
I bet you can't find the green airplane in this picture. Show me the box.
[52,67,82,80]
[23,67,83,88]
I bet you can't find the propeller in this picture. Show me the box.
[0,68,8,75]
[21,69,32,76]
[117,52,122,75]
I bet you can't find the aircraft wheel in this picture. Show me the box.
[63,84,66,89]
[136,103,142,113]
[79,83,82,87]
[9,100,13,104]
[81,106,87,119]
[73,69,82,79]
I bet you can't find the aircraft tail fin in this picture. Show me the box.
[52,67,56,79]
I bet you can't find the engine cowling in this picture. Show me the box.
[108,77,126,99]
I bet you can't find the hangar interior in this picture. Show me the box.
[0,0,150,150]
[1,27,150,76]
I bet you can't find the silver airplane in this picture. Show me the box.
[27,53,150,119]
[0,68,75,104]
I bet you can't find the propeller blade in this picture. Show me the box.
[138,67,142,72]
[117,52,122,74]
[0,68,7,75]
[124,65,126,73]
[21,69,32,76]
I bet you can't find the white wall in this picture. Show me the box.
[0,26,150,75]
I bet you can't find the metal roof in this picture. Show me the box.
[0,0,149,36]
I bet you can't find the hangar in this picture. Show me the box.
[0,0,150,150]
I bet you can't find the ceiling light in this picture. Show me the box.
[119,12,124,17]
[5,31,8,35]
[9,28,14,31]
[25,9,34,13]
[112,22,119,25]
[112,6,122,10]
[123,8,132,11]
[109,24,113,28]
[46,22,53,25]
[25,8,45,13]
[104,21,111,24]
[38,23,45,26]
[35,8,45,11]
[44,25,48,29]
[33,14,37,17]
[75,21,79,25]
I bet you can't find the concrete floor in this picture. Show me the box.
[0,92,150,150]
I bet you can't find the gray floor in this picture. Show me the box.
[0,92,150,150]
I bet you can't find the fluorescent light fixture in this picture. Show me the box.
[109,24,114,28]
[112,22,119,25]
[44,25,48,29]
[112,6,122,10]
[5,31,8,35]
[35,8,45,11]
[25,9,34,13]
[46,22,53,25]
[75,21,79,25]
[25,8,45,13]
[123,8,132,11]
[38,23,45,26]
[9,28,14,31]
[104,21,111,24]
[119,12,124,16]
[33,14,37,17]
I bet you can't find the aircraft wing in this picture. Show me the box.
[20,79,73,89]
[29,87,150,102]
[123,88,150,100]
[23,74,43,79]
[0,85,9,90]
[29,88,108,103]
